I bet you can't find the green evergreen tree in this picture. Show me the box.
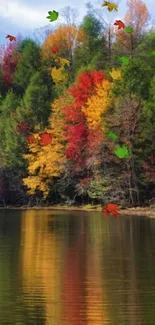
[17,68,54,129]
[0,90,24,168]
[73,15,107,75]
[13,39,41,93]
[112,58,152,100]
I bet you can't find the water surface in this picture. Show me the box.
[0,209,155,325]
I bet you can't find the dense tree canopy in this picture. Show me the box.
[0,0,155,207]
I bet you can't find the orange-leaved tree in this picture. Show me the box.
[115,0,149,53]
[41,25,88,62]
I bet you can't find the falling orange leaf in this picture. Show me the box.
[6,34,16,41]
[102,203,119,218]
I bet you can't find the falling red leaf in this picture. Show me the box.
[51,45,59,53]
[39,132,52,146]
[114,20,125,30]
[102,203,119,218]
[27,135,35,143]
[6,34,16,42]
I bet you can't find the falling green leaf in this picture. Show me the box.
[119,56,129,65]
[107,132,118,142]
[46,10,59,22]
[114,144,131,159]
[125,26,133,34]
[151,51,155,57]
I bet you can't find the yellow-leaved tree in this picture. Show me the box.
[81,79,112,131]
[23,91,73,198]
[80,79,112,178]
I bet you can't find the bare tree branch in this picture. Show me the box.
[59,6,79,26]
[33,25,54,45]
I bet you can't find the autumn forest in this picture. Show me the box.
[0,0,155,208]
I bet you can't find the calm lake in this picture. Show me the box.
[0,209,155,325]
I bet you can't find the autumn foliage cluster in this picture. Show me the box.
[23,70,111,199]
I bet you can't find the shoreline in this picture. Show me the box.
[0,204,155,217]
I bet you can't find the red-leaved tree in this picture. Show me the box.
[63,70,105,175]
[2,41,21,88]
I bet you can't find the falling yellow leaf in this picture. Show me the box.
[101,1,118,12]
[109,68,122,80]
[51,66,67,83]
[55,57,70,67]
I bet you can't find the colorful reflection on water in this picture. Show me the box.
[0,209,155,324]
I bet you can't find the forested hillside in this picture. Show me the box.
[0,0,155,208]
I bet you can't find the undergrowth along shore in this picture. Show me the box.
[0,204,155,217]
